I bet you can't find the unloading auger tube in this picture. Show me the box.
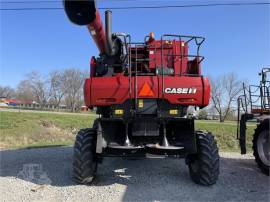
[63,0,120,56]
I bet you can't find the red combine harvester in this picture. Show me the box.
[63,0,219,185]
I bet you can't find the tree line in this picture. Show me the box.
[190,72,244,122]
[0,68,87,112]
[1,70,245,120]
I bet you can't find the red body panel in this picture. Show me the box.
[87,10,106,54]
[84,75,210,107]
[148,40,188,75]
[84,38,209,109]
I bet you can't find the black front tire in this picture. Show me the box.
[73,128,98,184]
[253,120,269,176]
[187,131,219,186]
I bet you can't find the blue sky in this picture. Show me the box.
[1,0,269,88]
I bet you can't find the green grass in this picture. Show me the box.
[195,120,256,152]
[0,111,96,148]
[0,111,256,152]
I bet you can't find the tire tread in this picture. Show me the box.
[252,120,269,176]
[188,131,220,186]
[73,128,97,184]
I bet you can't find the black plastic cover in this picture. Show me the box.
[63,0,96,25]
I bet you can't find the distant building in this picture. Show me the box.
[0,97,38,108]
[0,97,87,112]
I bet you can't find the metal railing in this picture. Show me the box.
[118,33,205,113]
[236,68,270,139]
[160,34,205,99]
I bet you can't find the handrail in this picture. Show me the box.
[121,34,206,115]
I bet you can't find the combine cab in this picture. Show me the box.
[237,68,270,175]
[63,0,219,185]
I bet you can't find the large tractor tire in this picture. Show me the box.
[73,128,98,184]
[187,131,219,186]
[252,119,269,175]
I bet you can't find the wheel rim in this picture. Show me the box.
[257,130,270,166]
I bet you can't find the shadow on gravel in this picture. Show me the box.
[0,147,269,201]
[24,145,68,149]
[0,147,76,186]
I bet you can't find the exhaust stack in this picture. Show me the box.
[63,0,115,56]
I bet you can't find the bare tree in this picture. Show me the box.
[210,73,242,122]
[63,68,85,112]
[27,71,51,109]
[16,80,34,101]
[49,71,67,110]
[0,85,15,98]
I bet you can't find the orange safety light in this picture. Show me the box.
[148,32,155,43]
[149,32,155,39]
[138,82,154,97]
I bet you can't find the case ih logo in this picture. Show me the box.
[164,88,197,94]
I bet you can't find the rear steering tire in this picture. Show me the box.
[73,128,98,184]
[187,131,219,186]
[252,120,269,176]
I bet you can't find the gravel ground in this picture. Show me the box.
[0,147,269,202]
